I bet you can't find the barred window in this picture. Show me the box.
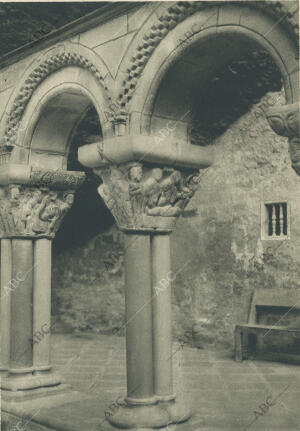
[262,202,289,239]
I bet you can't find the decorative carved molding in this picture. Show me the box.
[0,185,75,238]
[30,169,85,189]
[266,102,300,175]
[3,51,109,147]
[95,162,201,231]
[264,1,299,40]
[266,103,299,138]
[118,1,298,107]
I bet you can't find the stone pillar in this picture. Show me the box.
[266,102,300,174]
[33,238,54,377]
[124,233,154,403]
[6,239,34,390]
[78,133,212,429]
[0,169,84,401]
[151,234,173,397]
[90,161,201,429]
[0,239,12,376]
[110,232,169,429]
[152,233,191,423]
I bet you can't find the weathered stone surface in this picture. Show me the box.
[94,32,136,79]
[127,3,155,32]
[80,15,128,48]
[52,225,125,334]
[171,89,300,349]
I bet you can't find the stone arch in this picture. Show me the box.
[116,1,298,135]
[1,43,113,169]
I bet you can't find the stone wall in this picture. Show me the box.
[52,89,300,351]
[172,89,300,350]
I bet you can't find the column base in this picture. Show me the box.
[2,382,71,403]
[107,397,192,429]
[1,370,63,392]
[107,402,169,429]
[158,398,193,424]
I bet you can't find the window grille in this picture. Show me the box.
[264,202,288,238]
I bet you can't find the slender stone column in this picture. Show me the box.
[11,240,33,369]
[0,239,12,375]
[0,170,85,400]
[124,233,154,403]
[3,239,34,391]
[32,238,60,385]
[33,238,52,371]
[109,232,169,428]
[152,233,173,400]
[152,233,191,423]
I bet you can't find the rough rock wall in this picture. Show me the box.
[52,89,300,350]
[172,89,300,350]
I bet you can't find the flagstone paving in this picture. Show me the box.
[50,333,300,431]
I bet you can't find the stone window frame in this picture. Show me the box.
[261,200,290,241]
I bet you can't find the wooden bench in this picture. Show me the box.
[235,288,300,362]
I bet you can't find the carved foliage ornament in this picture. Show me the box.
[3,52,109,147]
[119,1,298,106]
[95,163,202,231]
[0,185,75,238]
[266,102,300,175]
[30,169,85,189]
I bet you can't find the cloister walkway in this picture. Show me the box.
[45,333,300,431]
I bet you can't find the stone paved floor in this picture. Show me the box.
[51,333,300,431]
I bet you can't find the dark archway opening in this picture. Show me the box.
[53,106,114,252]
[51,106,124,335]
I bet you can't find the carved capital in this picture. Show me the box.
[266,103,300,175]
[266,103,299,139]
[94,163,201,232]
[0,185,75,239]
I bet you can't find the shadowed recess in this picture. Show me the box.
[53,106,114,252]
[151,33,282,146]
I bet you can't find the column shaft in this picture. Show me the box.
[0,239,12,373]
[124,233,155,403]
[10,239,33,370]
[33,239,52,371]
[152,234,174,400]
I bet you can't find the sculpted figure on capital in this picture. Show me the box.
[96,162,201,231]
[0,185,75,238]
